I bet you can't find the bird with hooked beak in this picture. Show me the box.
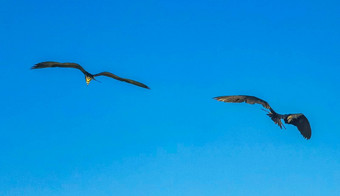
[32,61,150,89]
[214,95,312,139]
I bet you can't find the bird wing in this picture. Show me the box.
[284,114,311,139]
[213,95,271,109]
[93,72,150,89]
[32,61,88,74]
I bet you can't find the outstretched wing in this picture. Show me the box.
[213,95,271,109]
[94,72,150,89]
[32,61,88,74]
[284,114,311,139]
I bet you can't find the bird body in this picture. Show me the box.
[85,74,94,85]
[32,61,150,89]
[214,95,311,139]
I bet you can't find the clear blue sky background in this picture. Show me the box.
[1,0,339,195]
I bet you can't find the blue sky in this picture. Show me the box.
[0,0,339,195]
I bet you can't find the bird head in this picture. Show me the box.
[85,75,93,85]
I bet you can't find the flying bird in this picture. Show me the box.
[213,95,311,139]
[32,61,150,89]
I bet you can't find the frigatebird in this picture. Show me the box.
[32,61,150,89]
[214,95,311,139]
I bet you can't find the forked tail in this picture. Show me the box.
[93,77,102,83]
[266,109,285,129]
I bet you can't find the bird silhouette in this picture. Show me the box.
[213,95,311,139]
[32,61,150,89]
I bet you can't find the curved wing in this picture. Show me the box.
[94,72,150,89]
[32,61,88,74]
[284,114,311,139]
[213,95,271,109]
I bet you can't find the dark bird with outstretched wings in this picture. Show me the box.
[32,61,150,89]
[213,95,311,139]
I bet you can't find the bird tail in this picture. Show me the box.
[92,77,102,83]
[266,110,285,129]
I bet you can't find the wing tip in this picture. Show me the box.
[303,133,311,140]
[31,64,39,69]
[137,83,150,89]
[31,62,47,69]
[300,127,311,140]
[137,84,150,89]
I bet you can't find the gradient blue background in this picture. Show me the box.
[1,0,339,195]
